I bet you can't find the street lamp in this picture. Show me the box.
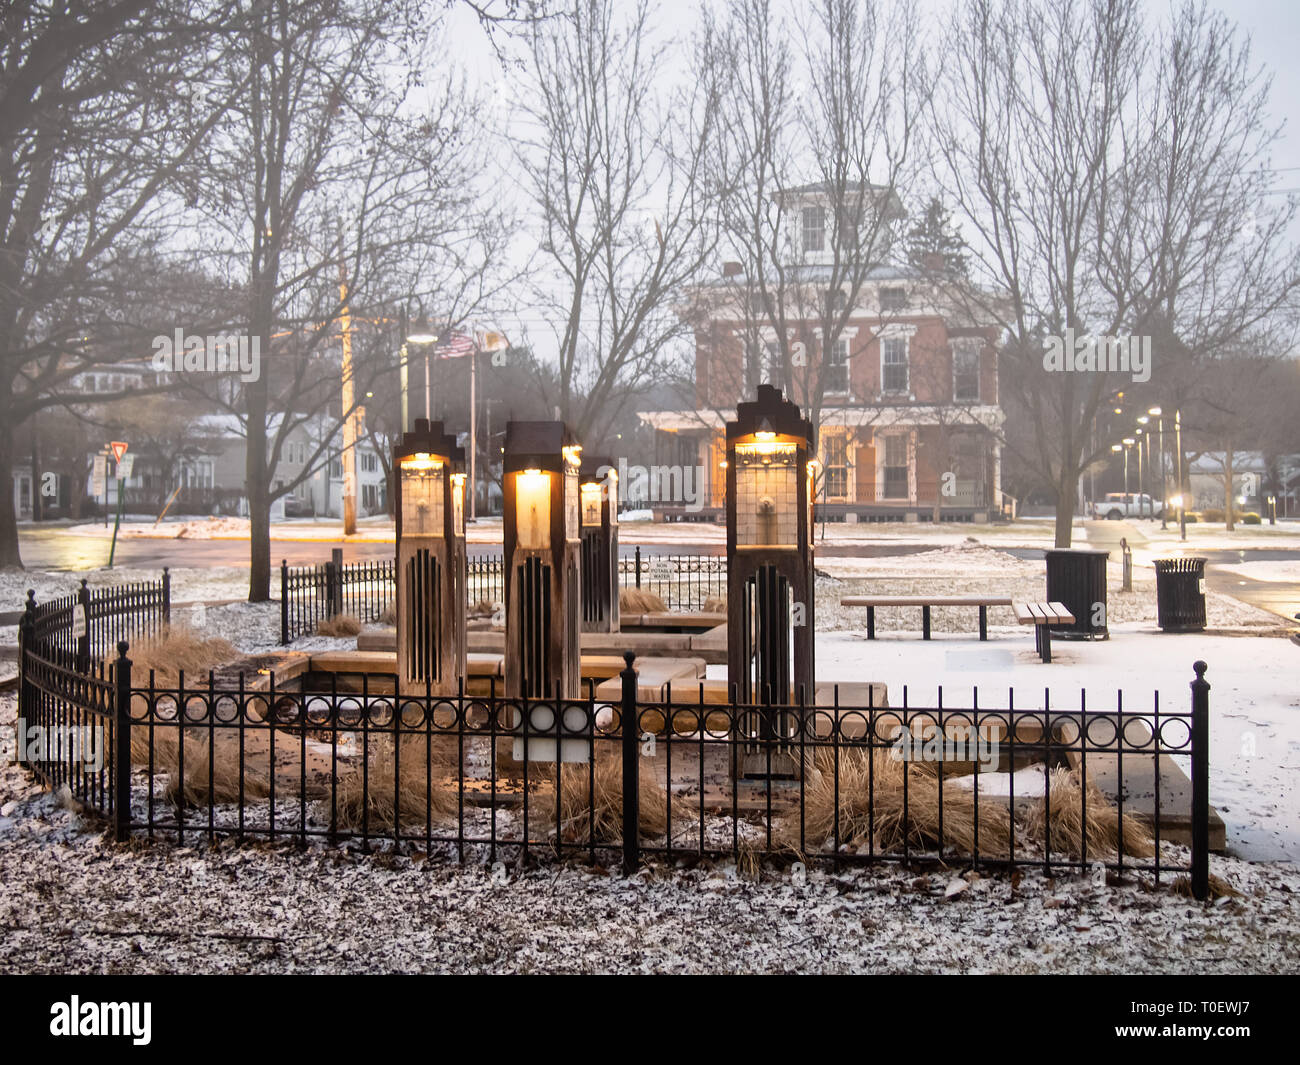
[1122,437,1135,505]
[1148,407,1166,528]
[1135,425,1147,517]
[1175,409,1186,540]
[405,309,439,422]
[393,419,466,697]
[726,384,815,780]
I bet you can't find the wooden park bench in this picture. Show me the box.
[838,594,1076,663]
[839,595,1014,641]
[1012,601,1075,663]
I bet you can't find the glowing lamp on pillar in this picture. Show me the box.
[579,456,619,633]
[503,422,584,763]
[726,384,815,779]
[393,419,466,697]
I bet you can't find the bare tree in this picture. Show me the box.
[513,0,723,444]
[935,0,1298,546]
[0,0,249,567]
[183,0,516,600]
[698,0,933,440]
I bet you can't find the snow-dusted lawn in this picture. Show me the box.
[1216,560,1300,583]
[0,734,1296,973]
[1137,520,1300,551]
[793,628,1300,863]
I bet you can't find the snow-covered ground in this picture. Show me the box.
[2,567,1297,971]
[771,628,1300,863]
[0,722,1296,974]
[1134,520,1300,551]
[1216,560,1300,583]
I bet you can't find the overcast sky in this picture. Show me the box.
[441,0,1300,360]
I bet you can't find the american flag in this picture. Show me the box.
[433,330,475,359]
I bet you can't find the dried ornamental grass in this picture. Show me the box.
[332,734,457,832]
[316,613,362,637]
[779,747,1013,858]
[1021,767,1155,859]
[536,752,670,844]
[125,624,238,685]
[619,587,668,614]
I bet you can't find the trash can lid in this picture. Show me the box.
[1045,548,1111,556]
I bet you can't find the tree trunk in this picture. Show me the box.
[1054,468,1076,548]
[246,289,274,602]
[0,412,22,568]
[1224,444,1235,532]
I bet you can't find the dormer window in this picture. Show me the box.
[802,206,825,253]
[881,287,908,312]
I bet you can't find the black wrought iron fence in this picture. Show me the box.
[24,639,1204,897]
[280,549,729,642]
[279,556,395,643]
[16,575,170,834]
[619,547,726,611]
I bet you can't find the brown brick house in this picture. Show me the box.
[641,264,1007,522]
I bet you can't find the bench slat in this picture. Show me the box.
[840,595,1014,607]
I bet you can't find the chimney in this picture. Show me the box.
[921,252,946,273]
[722,261,743,278]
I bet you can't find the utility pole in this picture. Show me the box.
[469,339,477,522]
[399,307,410,433]
[1176,409,1186,541]
[338,230,357,536]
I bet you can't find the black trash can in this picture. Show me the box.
[1153,557,1207,632]
[1045,548,1110,638]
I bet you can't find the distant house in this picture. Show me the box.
[191,414,389,519]
[1188,451,1300,516]
[639,184,1006,521]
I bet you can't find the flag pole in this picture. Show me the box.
[469,338,477,522]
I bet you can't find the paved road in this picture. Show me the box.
[13,526,979,570]
[13,521,1300,623]
[1086,519,1300,623]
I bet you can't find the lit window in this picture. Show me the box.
[824,433,848,498]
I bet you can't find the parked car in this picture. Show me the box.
[283,495,315,518]
[1090,492,1164,520]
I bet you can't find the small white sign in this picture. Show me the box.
[91,455,107,498]
[649,559,675,582]
[70,604,87,639]
[1198,578,1207,595]
[117,453,135,479]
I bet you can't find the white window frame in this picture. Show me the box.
[881,336,909,395]
[802,206,825,253]
[953,337,981,403]
[825,336,851,395]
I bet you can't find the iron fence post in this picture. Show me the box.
[621,650,639,875]
[280,559,289,644]
[634,545,641,589]
[330,547,344,616]
[76,579,91,671]
[162,566,171,626]
[1190,660,1210,901]
[114,641,132,843]
[16,591,34,768]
